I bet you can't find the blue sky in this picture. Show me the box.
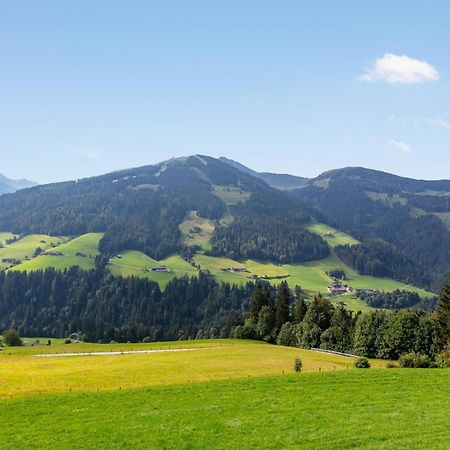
[0,1,449,183]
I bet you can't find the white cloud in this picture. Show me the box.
[359,54,439,84]
[388,140,411,155]
[423,116,450,129]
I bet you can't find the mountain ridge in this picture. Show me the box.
[0,173,37,195]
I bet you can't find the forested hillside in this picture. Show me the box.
[293,167,450,291]
[0,156,326,263]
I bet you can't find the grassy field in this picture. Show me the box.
[179,210,215,252]
[0,232,17,246]
[193,253,432,305]
[212,185,251,205]
[0,362,448,449]
[10,233,103,272]
[305,221,359,247]
[0,234,69,269]
[108,251,198,288]
[0,339,378,399]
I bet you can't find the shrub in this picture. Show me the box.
[2,329,23,347]
[354,357,371,368]
[142,336,152,343]
[294,357,303,373]
[64,339,72,344]
[399,352,431,368]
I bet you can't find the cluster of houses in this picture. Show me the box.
[327,277,354,295]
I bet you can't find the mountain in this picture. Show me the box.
[0,173,37,195]
[292,167,450,290]
[0,155,328,263]
[219,157,308,190]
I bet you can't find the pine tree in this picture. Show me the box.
[275,281,291,329]
[435,275,450,344]
[293,298,307,323]
[249,285,273,320]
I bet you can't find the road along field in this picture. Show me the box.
[0,364,448,449]
[0,339,376,398]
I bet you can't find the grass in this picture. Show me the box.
[0,339,372,399]
[305,221,359,247]
[108,251,198,288]
[194,253,432,308]
[0,368,448,449]
[435,212,450,231]
[0,234,69,270]
[179,210,215,252]
[212,185,251,205]
[10,233,103,272]
[0,232,17,246]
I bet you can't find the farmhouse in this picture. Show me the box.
[152,266,168,272]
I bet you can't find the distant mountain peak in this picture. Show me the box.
[0,173,37,195]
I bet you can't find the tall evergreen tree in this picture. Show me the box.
[275,281,291,329]
[249,285,273,320]
[435,275,450,344]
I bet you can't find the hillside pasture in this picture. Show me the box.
[286,253,433,298]
[10,233,103,272]
[0,232,17,246]
[0,234,69,270]
[108,251,198,288]
[305,221,359,247]
[212,185,251,205]
[0,366,448,449]
[179,210,215,252]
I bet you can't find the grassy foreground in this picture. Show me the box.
[1,369,448,449]
[0,340,370,398]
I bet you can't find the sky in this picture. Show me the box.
[0,1,449,183]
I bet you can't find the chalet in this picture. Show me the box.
[249,274,258,279]
[321,232,335,238]
[152,266,168,272]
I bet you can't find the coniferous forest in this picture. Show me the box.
[1,267,448,362]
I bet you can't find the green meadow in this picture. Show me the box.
[212,185,251,205]
[0,343,448,450]
[0,224,434,304]
[305,221,359,247]
[179,210,215,252]
[10,233,103,272]
[0,234,69,269]
[108,250,198,288]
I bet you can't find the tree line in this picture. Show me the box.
[234,280,450,360]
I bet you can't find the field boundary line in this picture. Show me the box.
[32,346,229,358]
